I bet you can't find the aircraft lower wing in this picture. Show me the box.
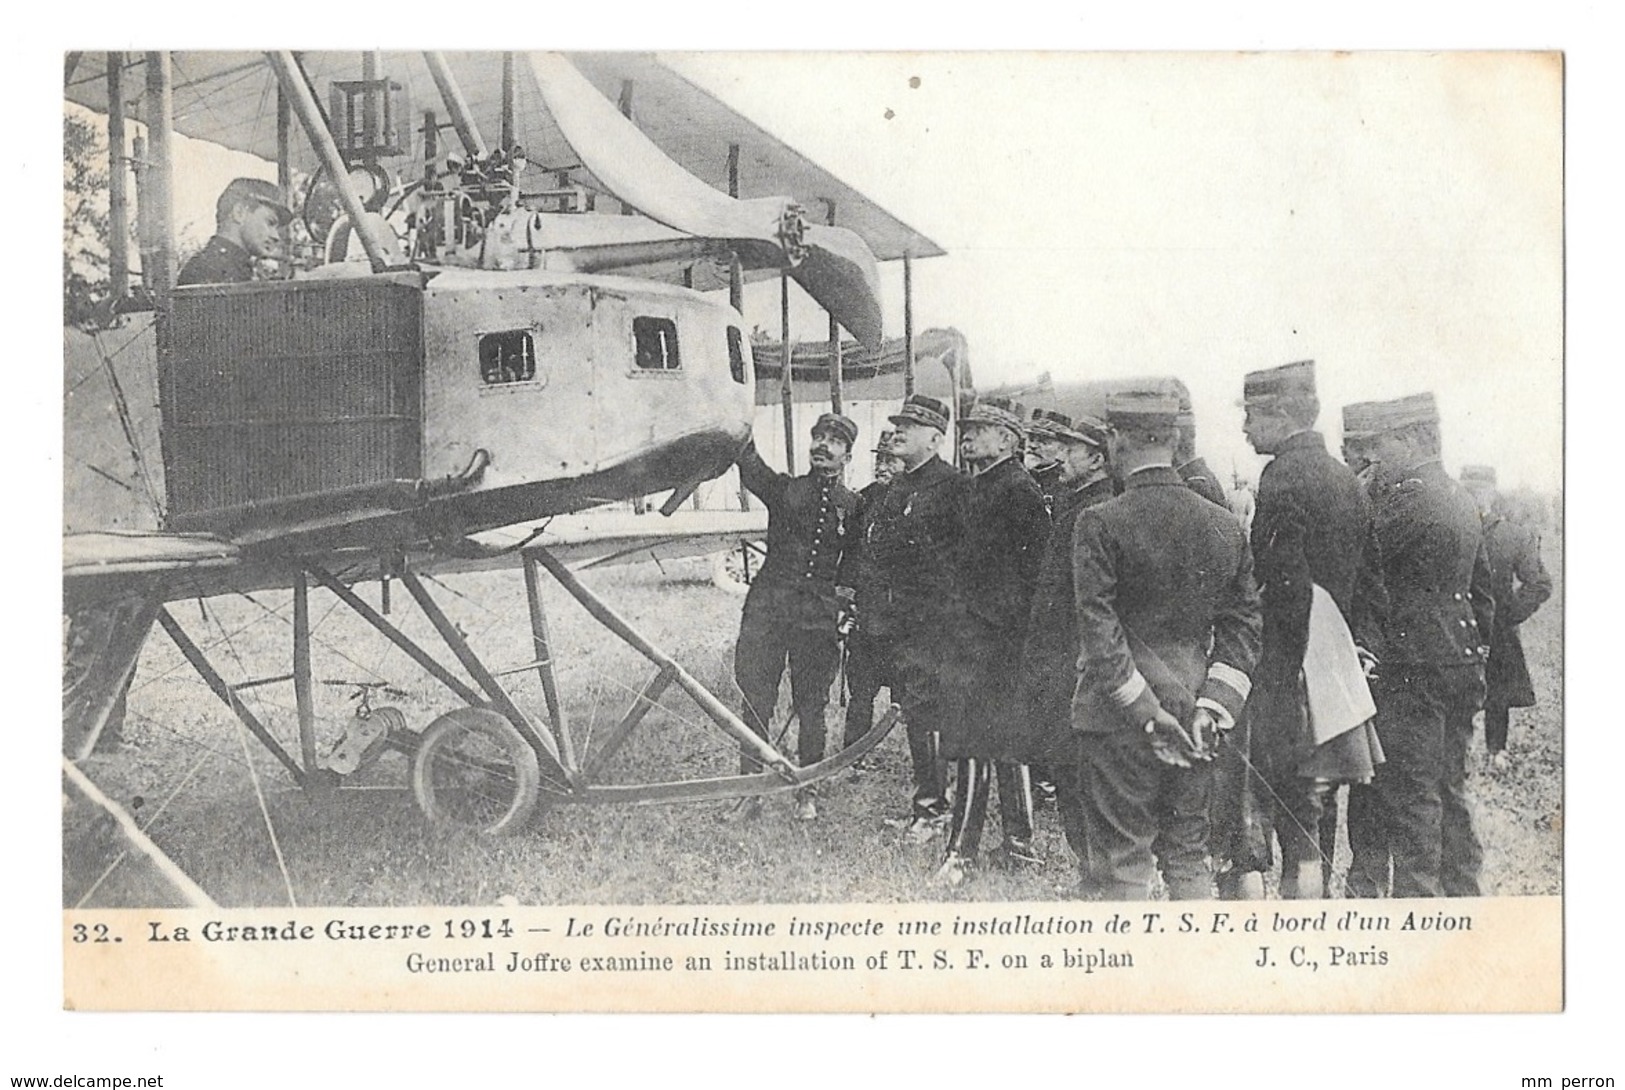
[527,52,882,349]
[64,510,768,609]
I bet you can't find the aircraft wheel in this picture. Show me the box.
[411,708,540,835]
[711,540,765,596]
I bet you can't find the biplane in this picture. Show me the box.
[61,50,945,902]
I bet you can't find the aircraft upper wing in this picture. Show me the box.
[64,51,942,266]
[525,53,882,347]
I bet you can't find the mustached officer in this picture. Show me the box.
[732,413,863,820]
[1015,411,1114,862]
[932,401,1052,884]
[1345,393,1495,897]
[865,395,967,842]
[1230,360,1389,900]
[842,431,905,755]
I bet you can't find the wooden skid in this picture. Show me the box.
[558,705,901,807]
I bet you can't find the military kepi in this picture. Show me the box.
[1243,359,1317,405]
[1105,391,1182,431]
[1366,391,1440,434]
[811,411,858,448]
[1342,400,1383,440]
[1032,409,1108,448]
[961,401,1025,436]
[889,394,951,432]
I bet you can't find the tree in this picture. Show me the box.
[63,111,113,329]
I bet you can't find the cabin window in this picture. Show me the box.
[633,316,681,371]
[727,326,747,385]
[479,329,536,385]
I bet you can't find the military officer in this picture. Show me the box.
[1228,360,1389,900]
[178,177,294,286]
[1460,465,1552,771]
[1175,388,1230,508]
[1024,410,1070,509]
[865,395,967,841]
[933,402,1052,884]
[1015,411,1114,861]
[67,178,297,754]
[732,413,863,821]
[1068,392,1262,900]
[1345,393,1495,897]
[841,431,904,754]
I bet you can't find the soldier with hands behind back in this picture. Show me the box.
[1068,392,1262,900]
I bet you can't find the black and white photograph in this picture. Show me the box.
[26,15,1611,1072]
[55,47,1565,1014]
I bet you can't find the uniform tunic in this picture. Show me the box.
[1069,465,1263,899]
[938,456,1050,760]
[732,442,860,768]
[842,477,899,748]
[865,453,968,815]
[178,235,255,286]
[1229,431,1390,870]
[1178,456,1229,508]
[1481,513,1552,710]
[1017,474,1115,856]
[1347,459,1495,898]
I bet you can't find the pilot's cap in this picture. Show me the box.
[219,177,295,226]
[889,395,951,433]
[811,412,859,448]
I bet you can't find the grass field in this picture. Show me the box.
[63,535,1563,909]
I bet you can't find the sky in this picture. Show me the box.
[670,52,1563,492]
[80,50,1562,493]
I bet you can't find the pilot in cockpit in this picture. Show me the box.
[177,177,293,285]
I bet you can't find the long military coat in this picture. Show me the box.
[1071,465,1262,732]
[1481,513,1552,708]
[848,478,896,639]
[864,454,968,710]
[1248,431,1389,778]
[938,456,1051,760]
[1373,460,1495,670]
[1018,474,1116,755]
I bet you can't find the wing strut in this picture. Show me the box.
[265,50,397,273]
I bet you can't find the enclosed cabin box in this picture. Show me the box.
[162,269,755,549]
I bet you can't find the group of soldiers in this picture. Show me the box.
[729,360,1551,900]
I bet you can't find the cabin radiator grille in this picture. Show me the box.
[162,275,424,529]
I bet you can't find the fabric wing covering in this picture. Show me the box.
[528,52,883,349]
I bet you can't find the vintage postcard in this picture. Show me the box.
[56,49,1561,1021]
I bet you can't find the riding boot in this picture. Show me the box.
[1317,783,1340,893]
[996,762,1041,865]
[1217,868,1266,900]
[937,758,991,883]
[1281,860,1325,900]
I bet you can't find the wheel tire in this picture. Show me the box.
[410,708,541,836]
[712,540,765,596]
